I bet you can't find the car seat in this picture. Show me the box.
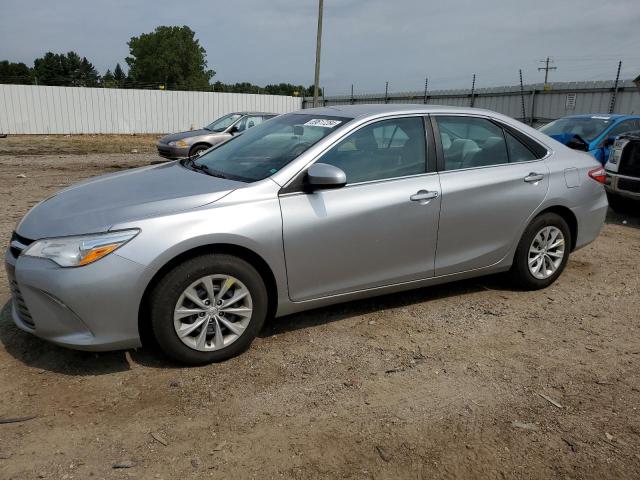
[446,139,480,170]
[466,136,507,167]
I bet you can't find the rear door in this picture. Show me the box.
[432,115,550,276]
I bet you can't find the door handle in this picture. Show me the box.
[524,172,544,183]
[410,190,439,202]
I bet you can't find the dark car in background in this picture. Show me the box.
[156,112,277,159]
[539,114,640,164]
[604,131,640,211]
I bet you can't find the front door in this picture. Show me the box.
[279,116,441,301]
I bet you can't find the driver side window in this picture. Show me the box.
[318,117,427,184]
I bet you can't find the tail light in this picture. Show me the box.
[588,166,606,184]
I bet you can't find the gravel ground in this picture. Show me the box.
[0,152,639,480]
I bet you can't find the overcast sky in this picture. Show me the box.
[1,0,639,94]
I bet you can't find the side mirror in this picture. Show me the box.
[566,135,589,152]
[228,124,242,134]
[306,163,346,190]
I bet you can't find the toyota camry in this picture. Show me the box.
[6,105,607,364]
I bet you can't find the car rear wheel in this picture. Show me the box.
[149,254,268,365]
[510,213,571,290]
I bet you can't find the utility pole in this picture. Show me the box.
[609,60,622,114]
[384,81,389,104]
[538,57,557,85]
[423,77,429,104]
[350,84,354,105]
[313,0,324,107]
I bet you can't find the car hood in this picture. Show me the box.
[17,161,243,239]
[159,129,221,143]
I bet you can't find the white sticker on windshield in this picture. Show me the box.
[303,119,342,128]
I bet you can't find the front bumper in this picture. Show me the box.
[156,142,189,160]
[605,171,640,200]
[5,247,146,351]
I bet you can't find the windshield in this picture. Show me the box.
[205,113,243,132]
[539,117,613,142]
[187,113,351,182]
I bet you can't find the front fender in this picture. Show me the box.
[112,192,289,319]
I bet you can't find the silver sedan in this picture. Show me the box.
[6,105,607,364]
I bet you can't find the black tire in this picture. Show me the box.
[607,192,634,213]
[510,212,572,290]
[149,254,268,365]
[189,144,210,157]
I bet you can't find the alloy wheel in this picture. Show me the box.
[173,274,253,352]
[528,226,565,280]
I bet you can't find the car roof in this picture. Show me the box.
[293,103,498,119]
[232,111,278,116]
[560,114,640,121]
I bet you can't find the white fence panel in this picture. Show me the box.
[0,85,303,134]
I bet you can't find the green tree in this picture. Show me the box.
[211,81,312,96]
[126,26,214,90]
[0,61,33,84]
[101,69,116,87]
[77,56,100,87]
[33,52,65,85]
[113,63,126,86]
[33,51,100,87]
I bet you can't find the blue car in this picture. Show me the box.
[539,114,640,164]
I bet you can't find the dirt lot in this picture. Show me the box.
[0,134,159,156]
[0,146,639,480]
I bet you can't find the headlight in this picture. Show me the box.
[22,230,139,267]
[168,140,188,147]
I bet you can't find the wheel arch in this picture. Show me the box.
[535,205,578,251]
[189,142,212,156]
[137,243,278,347]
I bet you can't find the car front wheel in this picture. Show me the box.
[149,254,268,365]
[510,212,571,290]
[189,144,210,157]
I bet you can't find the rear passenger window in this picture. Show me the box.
[505,131,537,162]
[436,116,509,170]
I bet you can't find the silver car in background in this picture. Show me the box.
[6,105,607,365]
[156,111,277,159]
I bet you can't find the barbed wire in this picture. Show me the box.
[2,54,638,96]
